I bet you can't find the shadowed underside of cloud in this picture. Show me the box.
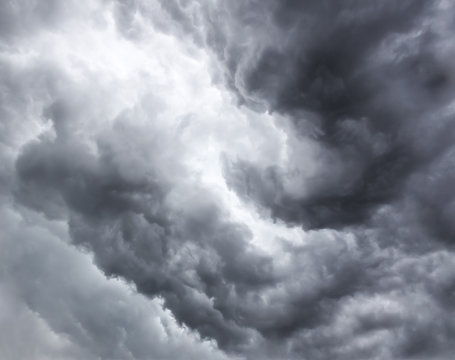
[182,0,455,231]
[2,1,455,360]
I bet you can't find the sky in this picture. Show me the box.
[1,1,455,359]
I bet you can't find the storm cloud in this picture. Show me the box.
[194,0,455,231]
[1,1,455,360]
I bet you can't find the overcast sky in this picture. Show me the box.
[1,1,455,359]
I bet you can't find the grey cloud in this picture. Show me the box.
[6,67,389,355]
[3,1,455,359]
[0,202,230,360]
[13,98,265,349]
[0,0,97,42]
[153,0,455,357]
[168,0,455,231]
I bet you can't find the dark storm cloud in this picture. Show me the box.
[6,73,395,355]
[13,98,267,349]
[167,0,455,231]
[3,1,455,360]
[149,0,455,358]
[0,26,232,356]
[0,204,229,360]
[15,105,455,358]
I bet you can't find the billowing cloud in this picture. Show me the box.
[186,0,455,231]
[1,1,455,360]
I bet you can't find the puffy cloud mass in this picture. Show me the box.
[1,1,455,359]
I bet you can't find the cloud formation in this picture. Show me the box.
[1,1,455,360]
[198,0,455,230]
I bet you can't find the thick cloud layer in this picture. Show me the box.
[2,1,455,360]
[189,0,455,230]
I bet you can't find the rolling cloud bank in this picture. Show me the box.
[1,1,455,359]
